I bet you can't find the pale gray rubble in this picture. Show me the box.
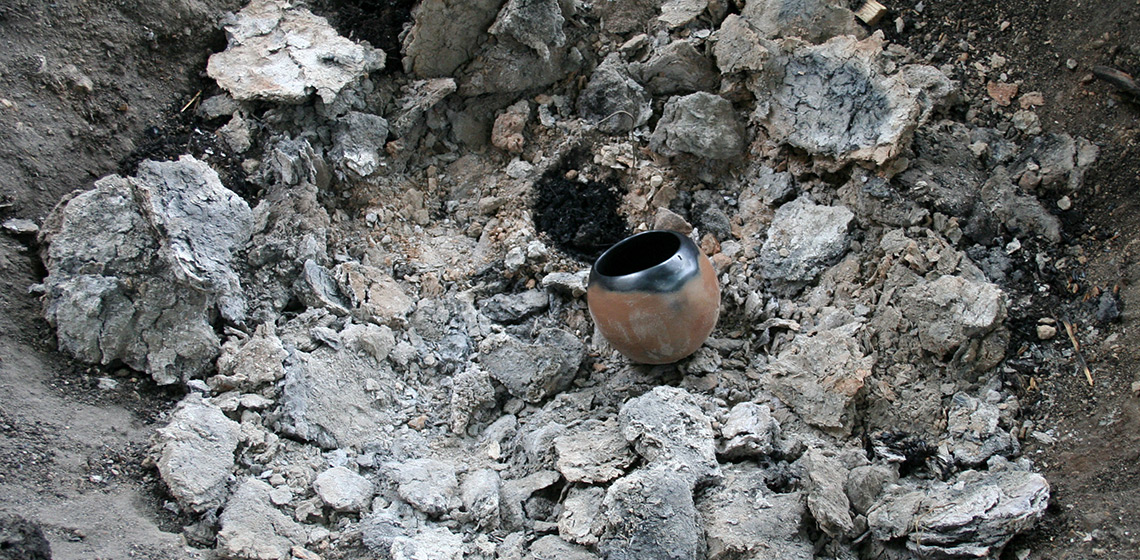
[489,0,566,62]
[698,463,813,560]
[559,486,606,545]
[599,467,703,560]
[361,506,467,560]
[650,92,746,159]
[740,0,863,43]
[527,535,600,560]
[151,396,241,513]
[479,328,584,403]
[717,401,780,459]
[868,468,1050,558]
[658,0,711,28]
[554,418,636,483]
[330,111,389,179]
[388,458,460,517]
[631,41,719,95]
[479,289,549,324]
[459,468,502,529]
[768,327,875,435]
[944,392,1020,468]
[333,261,416,326]
[212,322,287,392]
[402,0,503,77]
[713,14,771,74]
[801,447,855,538]
[40,156,251,385]
[757,196,854,291]
[576,53,653,134]
[618,386,720,487]
[206,0,384,104]
[899,274,1007,360]
[751,33,953,166]
[312,466,373,512]
[217,478,312,560]
[449,363,496,434]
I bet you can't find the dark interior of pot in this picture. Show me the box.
[595,231,681,277]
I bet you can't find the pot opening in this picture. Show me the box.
[595,231,682,277]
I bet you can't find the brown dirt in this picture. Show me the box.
[0,0,1138,558]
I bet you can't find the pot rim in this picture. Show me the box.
[589,229,702,293]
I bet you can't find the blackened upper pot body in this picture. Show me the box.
[587,230,721,364]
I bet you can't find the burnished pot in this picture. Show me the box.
[587,230,721,364]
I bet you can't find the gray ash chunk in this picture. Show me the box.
[217,478,310,560]
[488,0,566,61]
[313,466,374,512]
[631,41,719,95]
[389,458,460,518]
[801,448,855,538]
[480,328,584,403]
[945,392,1019,467]
[618,386,719,487]
[899,275,1006,360]
[650,92,746,159]
[740,0,862,43]
[757,197,854,291]
[599,468,703,560]
[717,402,780,459]
[152,396,241,513]
[479,289,549,324]
[713,14,771,74]
[577,54,653,134]
[331,111,389,179]
[698,463,812,560]
[768,328,874,435]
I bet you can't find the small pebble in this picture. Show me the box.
[1066,58,1078,70]
[1037,324,1058,340]
[1057,196,1072,211]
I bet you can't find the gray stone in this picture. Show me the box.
[768,328,874,434]
[41,156,251,385]
[459,37,579,96]
[541,270,590,298]
[217,478,309,560]
[599,468,702,560]
[450,363,496,434]
[207,0,384,104]
[389,525,466,560]
[802,448,855,538]
[945,392,1019,467]
[718,402,780,458]
[592,0,660,33]
[273,345,402,449]
[213,323,287,392]
[618,386,719,486]
[480,289,549,324]
[297,260,350,315]
[313,466,373,512]
[559,485,606,545]
[340,322,397,362]
[980,167,1062,243]
[390,458,459,517]
[527,535,599,560]
[651,92,746,159]
[389,78,458,138]
[576,54,653,134]
[403,0,504,77]
[658,0,707,28]
[631,41,719,95]
[758,197,854,289]
[331,111,389,179]
[2,218,38,235]
[741,0,862,43]
[460,468,501,529]
[752,34,951,166]
[713,14,770,74]
[846,465,898,515]
[899,275,1006,359]
[479,328,584,403]
[334,262,414,326]
[152,396,241,513]
[554,419,636,483]
[698,463,812,560]
[838,173,930,228]
[489,0,566,61]
[501,470,561,530]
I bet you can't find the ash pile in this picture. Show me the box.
[33,0,1104,558]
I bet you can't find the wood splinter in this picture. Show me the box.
[1059,317,1094,387]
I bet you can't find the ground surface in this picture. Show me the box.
[0,0,1138,558]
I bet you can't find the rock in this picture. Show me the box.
[40,156,251,385]
[752,34,951,166]
[741,0,862,43]
[838,172,930,228]
[718,402,780,458]
[1011,110,1042,135]
[297,260,351,315]
[658,0,708,28]
[480,289,549,324]
[528,535,600,560]
[390,458,459,517]
[403,0,503,77]
[334,262,414,326]
[479,328,585,403]
[618,386,719,487]
[577,54,653,134]
[846,464,898,515]
[213,323,287,391]
[541,270,590,298]
[218,478,309,560]
[207,0,384,104]
[768,328,874,434]
[492,100,530,153]
[758,197,854,290]
[2,218,38,235]
[389,525,467,560]
[599,468,702,560]
[650,92,746,159]
[152,396,241,513]
[802,448,855,537]
[945,392,1019,467]
[313,466,373,512]
[559,485,606,545]
[389,78,458,139]
[986,81,1019,106]
[979,168,1062,243]
[592,0,660,33]
[713,14,770,74]
[488,0,566,61]
[272,345,402,449]
[554,419,636,483]
[341,322,397,362]
[631,41,719,95]
[217,113,253,153]
[896,470,1048,558]
[459,35,579,96]
[460,468,502,529]
[899,275,1006,359]
[331,111,389,178]
[450,364,496,434]
[500,470,561,530]
[1036,324,1058,340]
[698,463,812,560]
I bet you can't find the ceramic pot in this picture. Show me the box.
[587,230,721,364]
